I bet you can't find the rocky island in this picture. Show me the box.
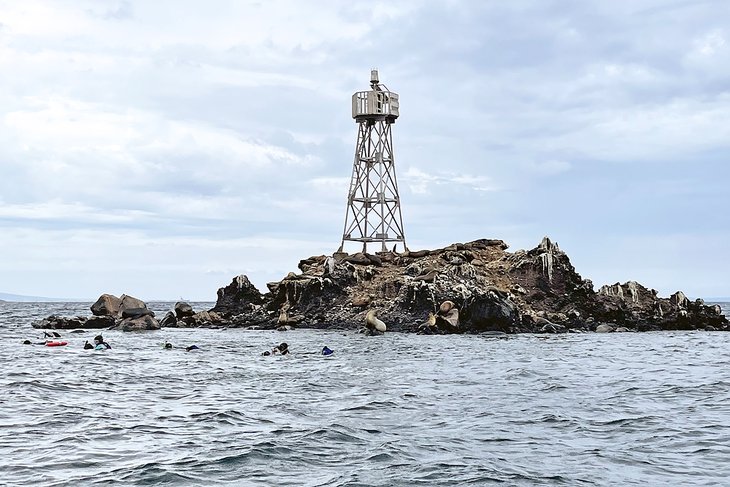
[33,237,727,333]
[206,237,726,333]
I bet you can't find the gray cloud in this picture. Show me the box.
[0,0,727,299]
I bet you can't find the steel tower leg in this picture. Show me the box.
[339,119,407,254]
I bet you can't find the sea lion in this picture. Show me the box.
[365,310,387,333]
[278,309,289,324]
[439,301,455,314]
[426,312,437,328]
[436,301,460,330]
[408,249,430,258]
[417,312,438,335]
[413,270,438,283]
[278,306,304,326]
[351,295,371,307]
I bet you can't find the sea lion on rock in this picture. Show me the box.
[413,270,438,283]
[407,249,430,258]
[365,310,387,333]
[417,312,439,334]
[351,295,371,307]
[278,307,304,326]
[435,301,460,330]
[344,253,371,265]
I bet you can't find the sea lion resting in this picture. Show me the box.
[417,312,438,335]
[436,300,459,330]
[365,309,387,335]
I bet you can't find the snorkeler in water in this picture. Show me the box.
[93,335,111,350]
[262,343,290,356]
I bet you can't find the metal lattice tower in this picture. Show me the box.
[339,69,407,254]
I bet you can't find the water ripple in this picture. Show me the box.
[2,301,730,486]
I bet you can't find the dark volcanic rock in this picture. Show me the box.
[174,302,194,319]
[211,275,265,315]
[84,316,116,329]
[32,315,87,329]
[208,236,728,333]
[160,311,177,328]
[182,311,223,327]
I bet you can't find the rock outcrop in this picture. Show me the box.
[199,237,727,333]
[30,237,728,335]
[174,302,194,319]
[31,315,88,330]
[33,293,160,331]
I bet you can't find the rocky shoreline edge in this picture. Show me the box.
[33,237,727,334]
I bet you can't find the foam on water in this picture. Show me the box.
[2,302,730,486]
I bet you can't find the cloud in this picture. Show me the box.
[0,0,728,299]
[403,167,495,194]
[528,160,572,176]
[693,29,727,56]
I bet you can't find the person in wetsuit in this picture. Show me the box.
[263,343,290,356]
[93,335,111,350]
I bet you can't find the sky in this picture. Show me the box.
[0,0,728,301]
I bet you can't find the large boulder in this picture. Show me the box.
[463,291,518,333]
[160,311,178,328]
[84,316,116,329]
[119,294,148,316]
[117,315,160,332]
[185,311,223,327]
[91,294,122,317]
[174,302,194,319]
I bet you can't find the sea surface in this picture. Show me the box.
[1,301,730,486]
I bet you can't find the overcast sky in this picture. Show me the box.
[1,0,728,301]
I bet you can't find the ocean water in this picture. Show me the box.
[1,301,730,486]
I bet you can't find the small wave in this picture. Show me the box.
[478,437,515,443]
[588,416,660,427]
[364,452,394,462]
[5,305,730,486]
[340,400,399,412]
[188,409,248,426]
[5,380,75,392]
[512,414,574,425]
[112,462,201,485]
[300,426,367,445]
